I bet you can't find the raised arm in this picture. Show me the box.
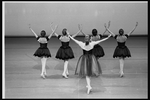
[29,24,38,38]
[48,24,58,39]
[54,32,59,37]
[104,23,115,37]
[50,24,59,37]
[71,24,85,38]
[78,24,86,36]
[102,21,111,35]
[72,30,81,38]
[92,34,111,45]
[71,30,80,38]
[127,22,138,36]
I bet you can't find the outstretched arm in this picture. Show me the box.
[67,32,83,45]
[29,24,38,38]
[92,34,111,45]
[102,21,111,35]
[48,24,58,39]
[104,23,115,37]
[127,22,138,36]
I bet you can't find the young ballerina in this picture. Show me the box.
[78,21,110,59]
[67,30,111,94]
[104,22,138,77]
[51,25,81,79]
[29,23,58,79]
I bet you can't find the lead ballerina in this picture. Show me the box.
[67,29,111,94]
[79,21,110,59]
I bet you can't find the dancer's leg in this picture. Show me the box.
[86,76,92,94]
[65,60,69,76]
[43,57,47,76]
[62,60,68,78]
[41,57,47,79]
[119,57,124,77]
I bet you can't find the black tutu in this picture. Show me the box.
[92,44,105,58]
[34,47,51,58]
[113,45,131,58]
[55,46,74,60]
[75,54,102,77]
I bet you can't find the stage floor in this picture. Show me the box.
[4,36,148,98]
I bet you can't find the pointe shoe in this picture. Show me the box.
[66,72,69,76]
[120,73,124,78]
[62,74,68,79]
[87,86,92,94]
[40,74,46,79]
[44,72,47,77]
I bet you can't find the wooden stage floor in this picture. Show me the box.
[4,36,148,98]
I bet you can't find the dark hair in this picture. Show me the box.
[119,29,124,35]
[92,29,98,36]
[62,28,67,36]
[85,41,89,45]
[40,30,46,37]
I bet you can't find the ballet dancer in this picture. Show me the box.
[51,25,80,79]
[78,21,110,59]
[104,22,138,77]
[29,23,58,79]
[67,30,111,94]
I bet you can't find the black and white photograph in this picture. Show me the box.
[2,1,148,99]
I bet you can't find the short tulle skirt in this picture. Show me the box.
[75,54,102,77]
[92,44,105,58]
[113,45,131,58]
[55,46,74,60]
[34,47,51,58]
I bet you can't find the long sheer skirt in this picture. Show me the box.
[75,54,102,77]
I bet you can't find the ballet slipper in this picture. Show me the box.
[40,74,46,79]
[66,71,69,76]
[120,72,124,78]
[44,72,47,77]
[62,73,68,79]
